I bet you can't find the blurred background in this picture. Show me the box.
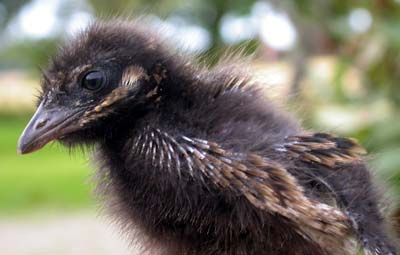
[0,0,399,254]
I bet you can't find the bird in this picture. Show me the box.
[17,20,397,255]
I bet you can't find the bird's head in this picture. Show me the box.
[18,20,171,154]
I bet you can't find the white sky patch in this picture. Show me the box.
[252,1,297,51]
[151,16,211,53]
[220,14,257,44]
[348,8,372,33]
[66,11,93,35]
[17,0,61,38]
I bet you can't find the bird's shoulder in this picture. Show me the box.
[158,72,301,152]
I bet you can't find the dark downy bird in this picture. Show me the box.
[18,20,397,255]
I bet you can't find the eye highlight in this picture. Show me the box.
[81,70,105,91]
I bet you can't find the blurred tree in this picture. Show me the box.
[276,1,400,212]
[0,0,30,29]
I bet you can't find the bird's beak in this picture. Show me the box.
[17,101,83,155]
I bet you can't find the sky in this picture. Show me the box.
[2,0,298,52]
[1,0,372,53]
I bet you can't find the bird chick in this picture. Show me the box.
[18,20,397,255]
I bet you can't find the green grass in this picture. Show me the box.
[0,114,94,215]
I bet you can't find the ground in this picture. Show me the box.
[0,211,138,255]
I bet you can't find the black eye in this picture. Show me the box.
[81,71,105,91]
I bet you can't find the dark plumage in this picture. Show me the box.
[18,20,397,255]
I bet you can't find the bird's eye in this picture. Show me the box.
[81,71,105,91]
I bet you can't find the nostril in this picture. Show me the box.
[35,119,48,129]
